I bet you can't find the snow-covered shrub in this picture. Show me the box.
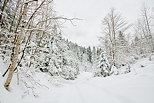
[110,65,119,75]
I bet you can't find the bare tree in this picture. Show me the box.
[141,5,153,52]
[4,0,38,90]
[133,5,154,56]
[101,8,130,66]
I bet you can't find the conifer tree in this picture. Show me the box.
[96,51,111,77]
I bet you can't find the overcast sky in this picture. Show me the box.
[54,0,154,47]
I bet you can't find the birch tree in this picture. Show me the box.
[4,0,38,90]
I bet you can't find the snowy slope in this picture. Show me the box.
[0,58,154,103]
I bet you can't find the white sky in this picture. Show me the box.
[54,0,154,47]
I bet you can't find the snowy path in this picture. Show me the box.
[45,58,154,103]
[47,75,154,103]
[1,58,154,103]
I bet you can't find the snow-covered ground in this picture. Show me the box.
[0,58,154,103]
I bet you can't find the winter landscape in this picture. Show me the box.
[0,0,154,103]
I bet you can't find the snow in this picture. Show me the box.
[0,58,154,103]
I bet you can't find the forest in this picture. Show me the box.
[0,0,154,103]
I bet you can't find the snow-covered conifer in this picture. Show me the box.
[96,51,111,77]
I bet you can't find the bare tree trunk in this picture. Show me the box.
[4,34,21,89]
[110,9,116,66]
[4,2,28,90]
